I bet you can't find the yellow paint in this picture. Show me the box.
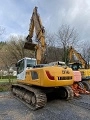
[79,69,90,78]
[17,66,74,87]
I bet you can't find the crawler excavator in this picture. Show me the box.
[68,46,90,92]
[11,7,74,110]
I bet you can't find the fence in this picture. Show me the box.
[0,75,17,83]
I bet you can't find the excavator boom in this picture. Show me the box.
[24,7,46,64]
[69,46,87,68]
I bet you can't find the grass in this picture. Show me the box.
[0,78,17,92]
[0,78,17,83]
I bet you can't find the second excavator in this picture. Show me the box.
[68,46,90,92]
[11,7,74,110]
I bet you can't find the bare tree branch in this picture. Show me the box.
[56,24,78,63]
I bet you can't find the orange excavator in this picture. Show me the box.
[11,7,74,110]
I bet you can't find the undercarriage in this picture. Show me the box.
[11,84,74,110]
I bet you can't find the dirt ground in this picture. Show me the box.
[0,92,90,120]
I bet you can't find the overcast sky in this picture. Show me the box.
[0,0,90,43]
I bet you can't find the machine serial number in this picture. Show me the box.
[62,70,70,74]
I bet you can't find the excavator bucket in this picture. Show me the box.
[24,35,36,50]
[24,42,36,50]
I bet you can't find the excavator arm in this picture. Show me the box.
[24,7,46,64]
[69,46,87,68]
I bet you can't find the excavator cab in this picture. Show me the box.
[69,62,82,70]
[16,57,37,80]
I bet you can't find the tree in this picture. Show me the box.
[81,42,90,68]
[0,35,35,70]
[45,46,63,63]
[44,32,63,63]
[45,32,56,47]
[0,41,6,49]
[56,24,78,64]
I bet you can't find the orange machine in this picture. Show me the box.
[11,7,74,110]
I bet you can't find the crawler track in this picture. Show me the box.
[11,84,74,110]
[11,84,47,110]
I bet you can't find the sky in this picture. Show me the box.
[0,0,90,43]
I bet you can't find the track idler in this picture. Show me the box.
[58,86,74,100]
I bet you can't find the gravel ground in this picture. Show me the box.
[0,92,90,120]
